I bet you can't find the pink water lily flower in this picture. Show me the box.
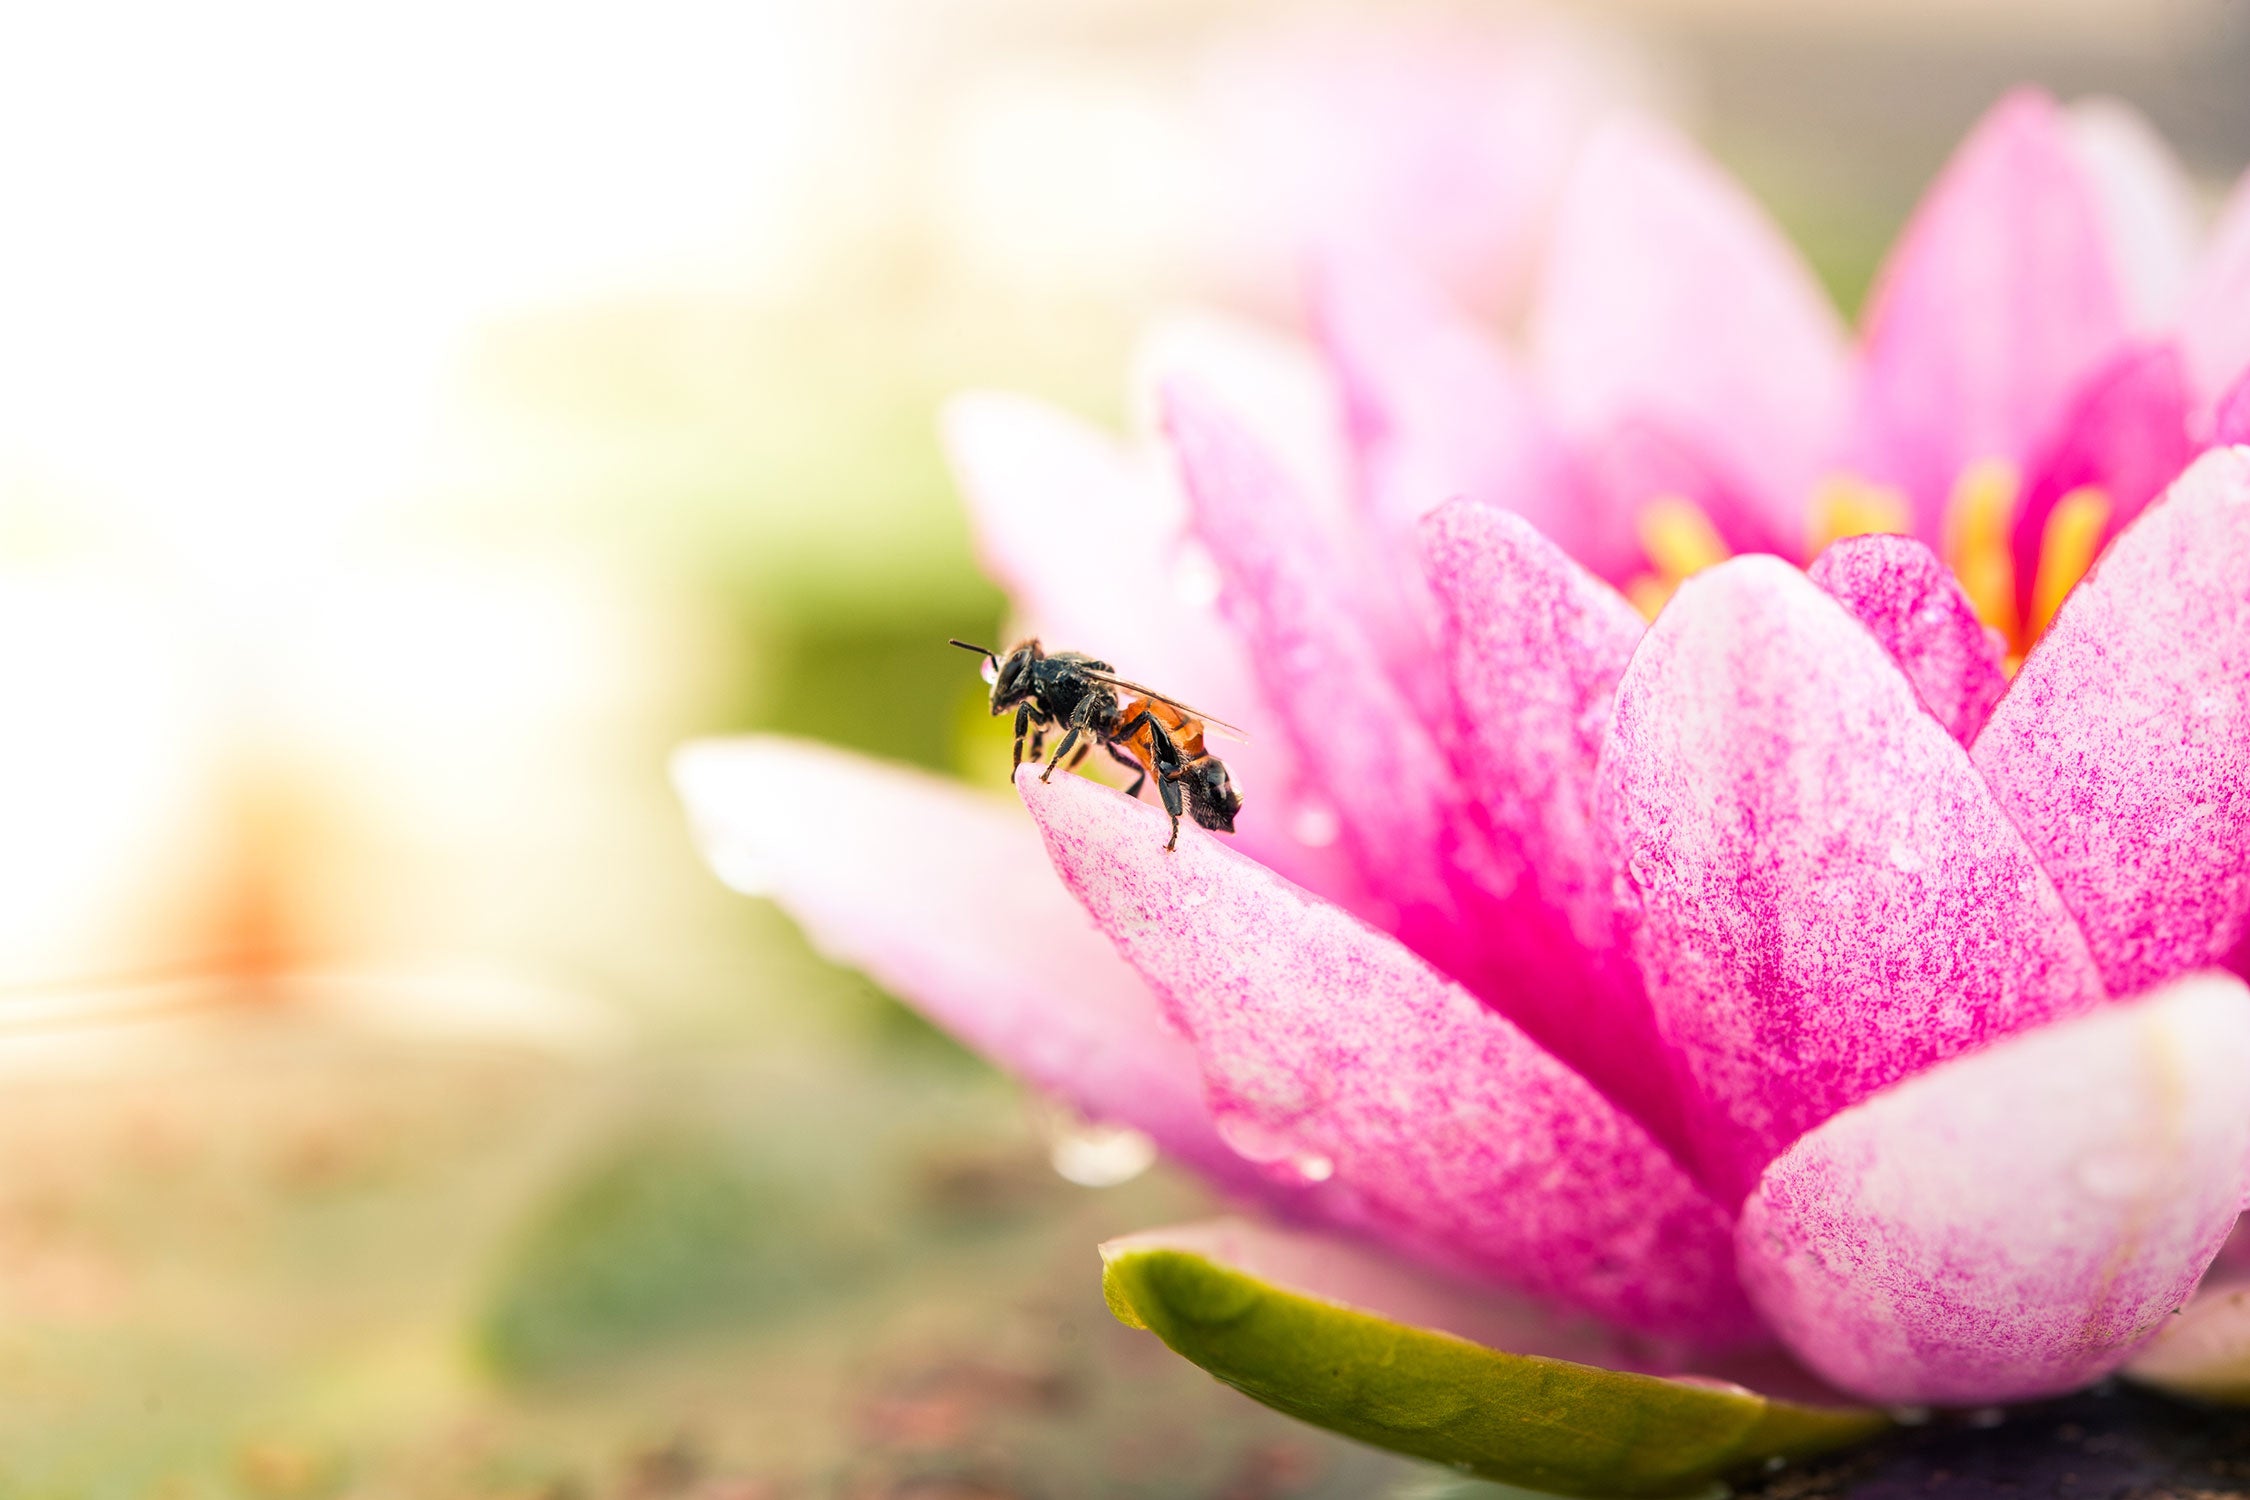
[680,90,2250,1484]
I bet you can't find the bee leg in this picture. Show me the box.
[1157,767,1185,852]
[1040,699,1095,783]
[1040,725,1081,781]
[1068,740,1092,770]
[1102,741,1145,797]
[1011,703,1031,773]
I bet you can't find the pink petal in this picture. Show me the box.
[671,736,1261,1192]
[1130,311,1354,529]
[1018,766,1761,1348]
[1162,380,1507,997]
[1737,973,2250,1405]
[1598,555,2108,1205]
[1313,251,1632,582]
[1143,317,1441,721]
[2010,342,2194,619]
[1973,446,2250,996]
[2217,367,2250,448]
[2183,168,2250,419]
[941,390,1365,905]
[1856,90,2130,540]
[1420,499,1684,1152]
[2068,98,2199,333]
[1808,532,2009,745]
[1530,114,1851,552]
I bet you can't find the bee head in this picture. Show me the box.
[1183,756,1241,833]
[989,641,1042,710]
[951,637,1042,711]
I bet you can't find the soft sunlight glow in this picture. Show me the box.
[0,0,875,984]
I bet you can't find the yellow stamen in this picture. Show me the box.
[1807,474,1911,553]
[1638,496,1729,578]
[1943,458,2021,649]
[2027,486,2111,641]
[1626,575,1678,619]
[1627,496,1732,621]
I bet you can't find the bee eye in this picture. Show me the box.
[980,657,1000,687]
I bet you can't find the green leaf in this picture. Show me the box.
[1101,1230,1886,1499]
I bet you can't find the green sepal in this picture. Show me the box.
[1102,1242,1886,1499]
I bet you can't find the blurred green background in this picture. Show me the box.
[0,1,2246,1495]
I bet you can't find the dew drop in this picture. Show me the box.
[1046,1118,1158,1187]
[1214,1111,1295,1165]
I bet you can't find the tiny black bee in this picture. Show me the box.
[951,638,1244,852]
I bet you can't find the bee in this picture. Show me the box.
[950,638,1244,852]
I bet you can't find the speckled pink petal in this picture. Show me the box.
[1808,532,2009,745]
[1598,555,2108,1205]
[1737,973,2250,1405]
[1856,90,2130,540]
[941,390,1365,906]
[1162,380,1517,1003]
[1313,252,1629,582]
[2010,342,2193,620]
[2068,98,2198,333]
[672,736,1261,1192]
[1018,766,1761,1349]
[2183,168,2250,419]
[1530,114,1850,552]
[1419,499,1683,1152]
[1972,446,2250,996]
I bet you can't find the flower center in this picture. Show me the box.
[1625,465,2113,667]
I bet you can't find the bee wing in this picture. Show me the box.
[1081,669,1252,742]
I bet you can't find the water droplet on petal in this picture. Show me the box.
[1046,1118,1157,1187]
[1625,846,1662,891]
[1214,1110,1295,1165]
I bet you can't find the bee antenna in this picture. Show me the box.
[948,638,998,663]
